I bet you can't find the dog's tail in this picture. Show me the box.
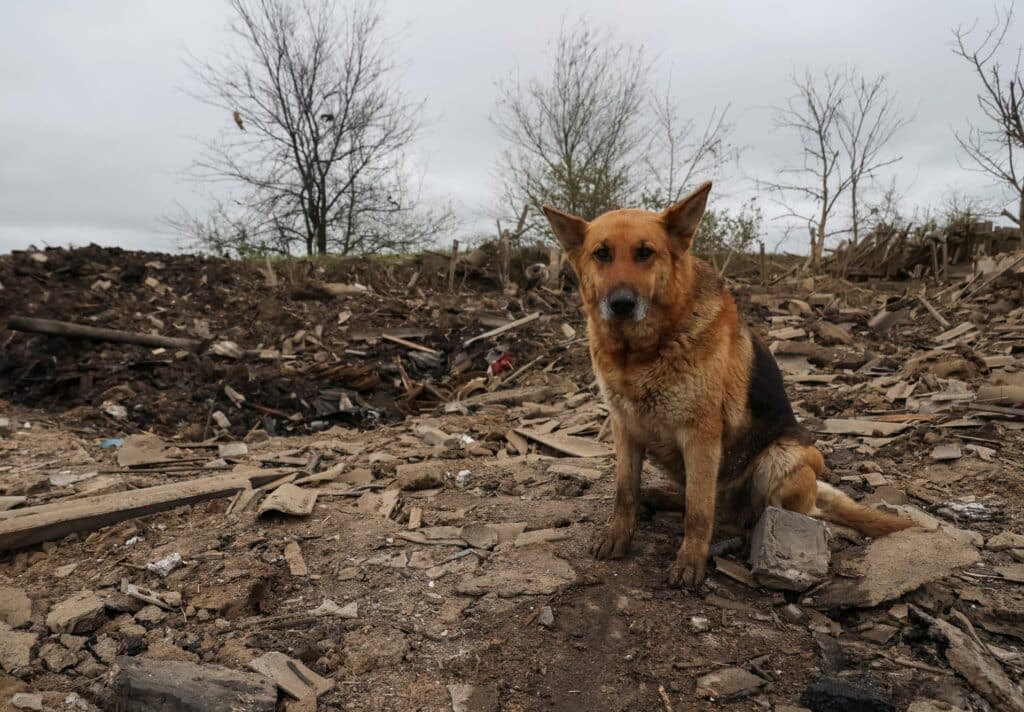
[812,482,914,537]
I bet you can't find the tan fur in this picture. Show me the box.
[543,182,912,589]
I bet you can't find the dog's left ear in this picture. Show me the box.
[542,205,588,258]
[662,181,712,251]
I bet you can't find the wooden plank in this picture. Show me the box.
[463,312,540,348]
[935,322,976,343]
[818,418,913,437]
[0,470,283,551]
[381,333,441,355]
[457,384,562,408]
[917,294,951,329]
[349,327,430,342]
[108,656,276,712]
[0,496,26,512]
[514,428,612,458]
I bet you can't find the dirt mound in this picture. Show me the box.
[0,245,588,437]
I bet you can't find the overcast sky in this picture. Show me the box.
[0,1,1016,254]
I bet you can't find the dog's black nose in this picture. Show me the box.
[608,288,638,319]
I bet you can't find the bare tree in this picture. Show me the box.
[767,68,908,267]
[184,0,445,256]
[767,69,850,269]
[641,74,737,208]
[493,20,649,233]
[837,72,911,247]
[953,5,1024,234]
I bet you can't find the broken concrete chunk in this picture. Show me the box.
[0,622,37,673]
[107,655,276,711]
[868,309,898,334]
[117,433,169,467]
[546,462,603,481]
[217,442,248,459]
[91,634,119,664]
[395,462,445,491]
[489,521,528,544]
[38,642,76,672]
[695,667,766,700]
[930,444,962,461]
[9,693,43,711]
[815,529,980,609]
[880,504,982,547]
[995,563,1024,583]
[309,599,357,619]
[749,507,829,591]
[46,590,106,634]
[460,523,499,550]
[0,586,32,627]
[145,552,184,577]
[457,546,576,597]
[248,651,333,701]
[258,483,317,516]
[514,428,612,458]
[513,528,568,547]
[816,320,855,345]
[283,541,308,576]
[412,424,455,447]
[354,489,399,519]
[861,623,899,645]
[448,683,500,712]
[986,531,1024,551]
[134,605,168,626]
[537,606,554,628]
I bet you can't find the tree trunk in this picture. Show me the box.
[316,223,327,255]
[1018,194,1024,246]
[812,215,827,270]
[850,180,860,248]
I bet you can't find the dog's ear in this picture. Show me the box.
[662,181,712,251]
[542,206,588,257]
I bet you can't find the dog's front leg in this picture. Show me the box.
[591,415,644,559]
[667,427,721,588]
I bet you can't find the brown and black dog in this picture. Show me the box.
[543,181,912,589]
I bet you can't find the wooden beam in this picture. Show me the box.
[514,427,612,458]
[0,470,284,551]
[462,312,540,348]
[7,315,203,352]
[381,333,441,355]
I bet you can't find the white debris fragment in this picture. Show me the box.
[145,552,184,577]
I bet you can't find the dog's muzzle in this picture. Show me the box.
[599,287,648,321]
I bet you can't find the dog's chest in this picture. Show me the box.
[597,362,697,429]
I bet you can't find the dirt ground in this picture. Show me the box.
[1,245,1024,711]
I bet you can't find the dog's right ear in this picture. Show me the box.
[542,206,588,257]
[663,181,712,252]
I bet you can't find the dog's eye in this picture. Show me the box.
[593,246,612,263]
[635,245,654,262]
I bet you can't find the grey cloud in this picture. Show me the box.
[0,0,1014,254]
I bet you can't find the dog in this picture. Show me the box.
[543,181,912,589]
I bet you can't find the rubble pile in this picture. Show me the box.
[827,219,1023,280]
[0,245,586,438]
[1,243,1023,710]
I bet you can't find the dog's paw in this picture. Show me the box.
[666,555,706,590]
[591,526,632,560]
